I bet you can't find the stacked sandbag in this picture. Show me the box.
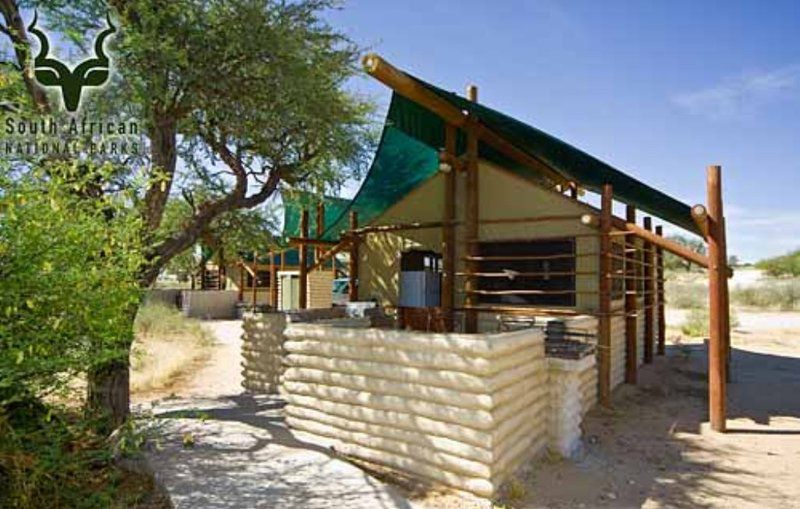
[241,314,287,393]
[281,324,548,498]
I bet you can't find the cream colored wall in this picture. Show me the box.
[358,174,445,306]
[282,323,549,498]
[359,161,610,312]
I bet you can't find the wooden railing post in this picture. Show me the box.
[707,165,728,432]
[464,87,480,333]
[598,183,613,406]
[624,205,638,384]
[442,124,457,331]
[656,225,666,355]
[643,217,654,364]
[348,211,359,302]
[299,210,308,309]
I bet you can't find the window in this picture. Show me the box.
[246,270,271,289]
[476,238,575,307]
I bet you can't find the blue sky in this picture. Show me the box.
[327,0,800,262]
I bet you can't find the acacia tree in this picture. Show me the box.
[0,0,371,426]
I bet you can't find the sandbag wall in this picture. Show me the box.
[241,308,348,394]
[281,325,549,498]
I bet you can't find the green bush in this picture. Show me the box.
[681,307,740,337]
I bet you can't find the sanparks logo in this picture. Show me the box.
[1,12,142,157]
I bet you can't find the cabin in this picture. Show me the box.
[249,54,732,497]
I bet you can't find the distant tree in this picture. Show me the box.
[756,250,800,277]
[728,255,740,268]
[664,234,706,272]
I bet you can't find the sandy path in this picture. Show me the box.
[180,320,244,399]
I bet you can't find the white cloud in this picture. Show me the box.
[672,65,800,120]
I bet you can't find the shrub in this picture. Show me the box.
[731,280,800,310]
[681,307,739,337]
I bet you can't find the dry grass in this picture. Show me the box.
[130,303,214,395]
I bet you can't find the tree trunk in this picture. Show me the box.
[87,358,131,432]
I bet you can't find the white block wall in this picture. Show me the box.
[241,314,286,393]
[281,325,549,498]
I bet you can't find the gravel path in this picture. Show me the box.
[140,320,410,509]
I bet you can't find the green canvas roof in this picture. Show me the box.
[282,190,352,240]
[319,73,700,238]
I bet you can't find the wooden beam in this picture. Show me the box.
[307,238,352,273]
[362,53,569,188]
[348,220,453,236]
[270,250,277,308]
[442,124,457,331]
[288,237,338,248]
[464,115,480,333]
[622,221,710,269]
[691,204,710,237]
[299,210,308,309]
[624,205,638,384]
[707,165,728,432]
[656,225,666,356]
[643,217,654,364]
[348,211,359,302]
[598,183,613,407]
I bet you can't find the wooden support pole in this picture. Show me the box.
[598,183,613,406]
[622,221,709,269]
[299,211,308,309]
[251,251,258,308]
[624,205,638,384]
[721,216,731,381]
[348,211,359,302]
[656,225,666,356]
[238,262,244,302]
[643,217,654,364]
[280,251,285,271]
[691,204,710,237]
[269,250,277,308]
[316,201,325,264]
[463,96,480,333]
[442,124,457,331]
[569,183,578,200]
[707,165,728,432]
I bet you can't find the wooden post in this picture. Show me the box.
[643,217,654,364]
[722,216,731,381]
[442,124,457,331]
[251,251,258,308]
[316,201,325,264]
[656,225,666,355]
[348,211,359,302]
[464,86,480,333]
[238,262,244,302]
[299,210,308,309]
[707,165,728,432]
[280,250,285,271]
[598,183,613,406]
[624,205,638,384]
[269,250,277,308]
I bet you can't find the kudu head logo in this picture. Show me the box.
[28,12,116,112]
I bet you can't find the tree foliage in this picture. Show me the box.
[756,249,800,277]
[0,163,144,405]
